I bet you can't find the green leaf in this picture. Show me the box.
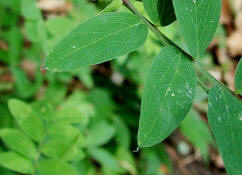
[143,0,176,26]
[21,0,41,20]
[0,129,37,160]
[37,159,78,175]
[180,109,213,161]
[235,58,242,94]
[208,86,242,175]
[173,0,222,58]
[101,0,123,13]
[138,46,197,147]
[0,152,34,174]
[87,147,124,173]
[44,12,148,72]
[86,121,116,147]
[8,99,44,142]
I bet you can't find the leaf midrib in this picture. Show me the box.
[55,21,143,62]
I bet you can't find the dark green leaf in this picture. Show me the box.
[44,12,148,72]
[173,0,222,58]
[143,0,176,26]
[0,152,34,174]
[138,46,197,147]
[208,86,242,175]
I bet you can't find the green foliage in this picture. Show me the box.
[8,99,44,142]
[44,12,148,71]
[0,152,34,174]
[180,109,213,161]
[0,129,37,160]
[208,87,242,175]
[173,0,222,58]
[235,59,242,94]
[143,0,176,26]
[138,46,197,147]
[0,0,241,175]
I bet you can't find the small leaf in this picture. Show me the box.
[8,99,44,142]
[37,159,78,175]
[21,0,41,20]
[138,46,197,147]
[180,109,213,161]
[0,129,37,160]
[44,12,148,72]
[87,147,124,173]
[208,86,242,175]
[101,0,123,13]
[235,58,242,94]
[0,152,34,174]
[173,0,222,58]
[143,0,176,26]
[86,121,116,147]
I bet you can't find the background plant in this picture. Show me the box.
[0,0,241,175]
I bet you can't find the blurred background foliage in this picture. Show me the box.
[0,0,241,175]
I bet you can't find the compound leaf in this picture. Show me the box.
[44,12,148,72]
[143,0,176,26]
[173,0,222,58]
[208,86,242,175]
[138,46,197,147]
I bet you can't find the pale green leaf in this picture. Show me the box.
[86,121,116,146]
[235,58,242,94]
[173,0,222,58]
[208,86,242,175]
[21,0,41,20]
[143,0,176,26]
[0,152,34,174]
[0,129,37,160]
[8,99,44,142]
[101,0,123,13]
[37,159,78,175]
[87,147,124,173]
[138,46,197,147]
[44,12,148,72]
[180,109,213,161]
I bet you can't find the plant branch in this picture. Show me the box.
[122,0,233,94]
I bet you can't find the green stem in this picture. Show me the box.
[122,0,233,94]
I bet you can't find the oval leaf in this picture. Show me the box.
[8,99,44,142]
[0,152,34,174]
[208,86,242,175]
[138,46,197,147]
[44,12,148,72]
[173,0,222,58]
[235,58,242,94]
[0,129,37,160]
[37,159,78,175]
[143,0,176,26]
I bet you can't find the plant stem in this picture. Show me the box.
[122,0,233,94]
